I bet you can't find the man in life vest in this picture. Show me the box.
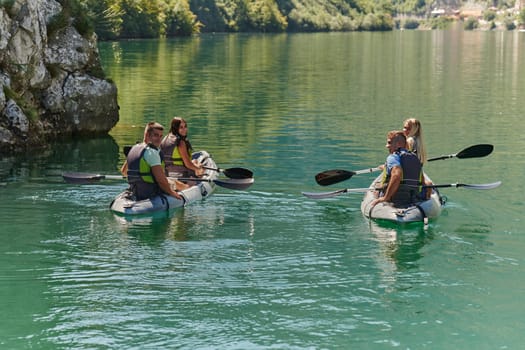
[121,122,187,200]
[372,130,427,207]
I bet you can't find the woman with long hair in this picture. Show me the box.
[403,118,427,164]
[160,117,204,178]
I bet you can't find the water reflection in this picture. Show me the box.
[367,221,435,292]
[0,135,122,183]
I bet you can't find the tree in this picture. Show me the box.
[245,0,287,32]
[166,0,200,36]
[119,0,166,38]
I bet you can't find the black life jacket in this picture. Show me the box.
[126,143,165,200]
[383,149,423,206]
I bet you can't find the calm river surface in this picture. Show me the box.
[1,30,525,348]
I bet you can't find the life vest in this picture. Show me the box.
[126,143,165,200]
[160,133,193,167]
[382,149,423,206]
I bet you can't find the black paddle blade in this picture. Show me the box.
[315,169,355,186]
[214,178,254,190]
[223,167,253,179]
[456,144,493,159]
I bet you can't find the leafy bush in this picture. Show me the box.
[82,0,124,40]
[504,17,516,30]
[359,12,393,31]
[483,10,496,22]
[464,17,478,30]
[166,0,201,36]
[403,18,420,29]
[48,0,94,38]
[0,0,15,12]
[118,0,167,38]
[520,9,525,26]
[3,86,39,122]
[245,0,287,32]
[428,16,452,29]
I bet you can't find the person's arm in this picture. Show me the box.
[144,148,183,199]
[178,142,204,176]
[372,166,402,205]
[151,165,182,199]
[381,166,402,202]
[406,137,415,152]
[423,172,433,199]
[120,160,128,176]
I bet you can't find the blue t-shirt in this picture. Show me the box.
[385,149,407,176]
[143,147,162,167]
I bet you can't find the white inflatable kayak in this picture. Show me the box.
[110,150,217,216]
[360,174,444,224]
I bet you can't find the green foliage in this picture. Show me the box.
[47,8,70,37]
[2,86,39,122]
[483,10,496,22]
[463,17,478,30]
[285,0,361,32]
[360,12,394,31]
[0,0,15,12]
[81,0,124,40]
[244,0,287,32]
[118,0,167,38]
[61,0,523,38]
[427,16,452,29]
[391,0,428,16]
[47,0,94,38]
[519,9,525,26]
[166,0,201,36]
[402,18,420,29]
[55,0,95,37]
[504,17,516,30]
[3,85,16,101]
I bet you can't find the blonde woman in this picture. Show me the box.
[403,118,427,164]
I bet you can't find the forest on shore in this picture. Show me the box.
[6,0,525,40]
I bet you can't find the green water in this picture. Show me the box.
[1,30,524,348]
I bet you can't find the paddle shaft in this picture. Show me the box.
[420,181,501,190]
[315,144,493,186]
[304,181,501,199]
[62,172,253,190]
[302,188,371,199]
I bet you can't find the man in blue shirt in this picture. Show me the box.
[372,130,423,207]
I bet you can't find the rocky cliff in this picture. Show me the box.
[0,0,119,154]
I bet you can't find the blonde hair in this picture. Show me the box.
[403,118,427,164]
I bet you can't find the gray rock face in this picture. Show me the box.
[0,0,119,153]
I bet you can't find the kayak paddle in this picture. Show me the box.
[315,144,494,186]
[303,181,501,200]
[62,172,125,184]
[124,145,252,179]
[302,188,371,200]
[427,144,493,162]
[62,172,254,190]
[179,177,254,190]
[315,167,381,186]
[418,181,502,190]
[202,166,253,179]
